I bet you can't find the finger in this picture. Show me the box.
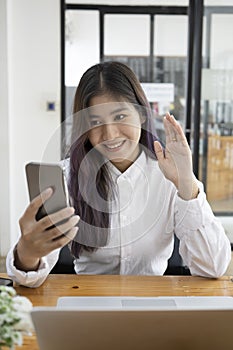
[48,215,80,240]
[164,113,186,143]
[163,113,180,143]
[163,113,173,140]
[153,141,165,162]
[65,226,79,241]
[23,188,53,220]
[165,113,179,139]
[169,114,186,140]
[51,226,79,250]
[38,206,75,230]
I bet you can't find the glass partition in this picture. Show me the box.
[62,1,233,216]
[104,13,188,144]
[201,6,233,214]
[153,15,188,143]
[63,4,188,154]
[64,10,99,153]
[104,14,150,56]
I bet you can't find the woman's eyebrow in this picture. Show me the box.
[88,114,101,120]
[110,107,129,115]
[89,107,129,119]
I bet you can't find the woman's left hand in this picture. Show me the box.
[153,112,199,200]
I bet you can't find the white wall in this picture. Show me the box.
[0,0,61,255]
[0,0,11,256]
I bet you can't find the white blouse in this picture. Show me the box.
[6,151,231,287]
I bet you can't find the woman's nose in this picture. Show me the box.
[102,123,120,140]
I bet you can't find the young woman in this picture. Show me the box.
[6,61,231,287]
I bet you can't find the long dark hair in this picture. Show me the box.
[68,61,158,258]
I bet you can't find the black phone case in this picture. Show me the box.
[25,162,69,221]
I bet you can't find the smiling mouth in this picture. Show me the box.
[103,140,126,151]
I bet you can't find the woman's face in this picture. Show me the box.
[88,95,143,172]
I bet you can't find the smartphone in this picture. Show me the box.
[25,162,70,221]
[0,277,13,286]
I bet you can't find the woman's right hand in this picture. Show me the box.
[15,188,80,272]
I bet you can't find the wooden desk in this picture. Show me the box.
[1,274,233,350]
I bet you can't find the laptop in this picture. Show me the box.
[31,296,233,350]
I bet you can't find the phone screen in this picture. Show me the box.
[25,162,70,221]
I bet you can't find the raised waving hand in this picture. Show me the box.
[153,112,199,200]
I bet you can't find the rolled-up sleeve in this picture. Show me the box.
[6,246,60,288]
[174,182,231,278]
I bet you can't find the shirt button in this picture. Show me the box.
[121,215,128,225]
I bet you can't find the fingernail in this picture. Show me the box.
[71,214,79,222]
[66,207,75,215]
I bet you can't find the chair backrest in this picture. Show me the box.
[50,245,75,274]
[164,235,191,275]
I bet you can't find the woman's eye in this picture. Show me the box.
[115,114,127,121]
[90,120,102,127]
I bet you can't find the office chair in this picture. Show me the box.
[50,245,75,274]
[164,235,191,275]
